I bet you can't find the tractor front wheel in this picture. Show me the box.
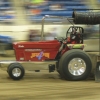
[8,63,25,80]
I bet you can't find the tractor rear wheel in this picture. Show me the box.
[58,49,92,81]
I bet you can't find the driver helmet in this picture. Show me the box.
[72,28,77,34]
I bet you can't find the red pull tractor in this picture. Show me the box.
[0,14,92,81]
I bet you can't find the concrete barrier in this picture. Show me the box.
[84,39,99,52]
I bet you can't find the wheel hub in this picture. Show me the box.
[68,58,86,76]
[12,68,21,77]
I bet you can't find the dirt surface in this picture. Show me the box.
[0,55,100,100]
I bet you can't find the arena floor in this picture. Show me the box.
[0,54,100,100]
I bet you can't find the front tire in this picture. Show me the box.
[59,49,92,81]
[8,63,25,80]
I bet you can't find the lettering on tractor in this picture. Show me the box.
[25,49,42,52]
[31,51,50,60]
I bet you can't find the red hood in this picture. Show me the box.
[13,40,61,49]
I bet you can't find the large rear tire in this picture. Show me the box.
[58,49,92,81]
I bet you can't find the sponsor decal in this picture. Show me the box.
[73,44,83,48]
[25,49,42,52]
[31,51,50,60]
[18,45,24,48]
[20,57,24,60]
[67,44,86,49]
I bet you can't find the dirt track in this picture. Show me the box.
[0,55,100,100]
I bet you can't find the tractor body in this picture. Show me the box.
[0,15,92,81]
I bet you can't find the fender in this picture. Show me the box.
[67,44,87,49]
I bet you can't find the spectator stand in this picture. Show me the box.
[0,0,15,24]
[24,0,90,23]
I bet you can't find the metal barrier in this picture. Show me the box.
[0,43,13,55]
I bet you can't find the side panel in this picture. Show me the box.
[14,48,59,61]
[14,41,61,61]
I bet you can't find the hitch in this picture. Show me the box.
[95,62,100,82]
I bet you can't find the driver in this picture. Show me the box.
[70,28,77,40]
[70,28,82,43]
